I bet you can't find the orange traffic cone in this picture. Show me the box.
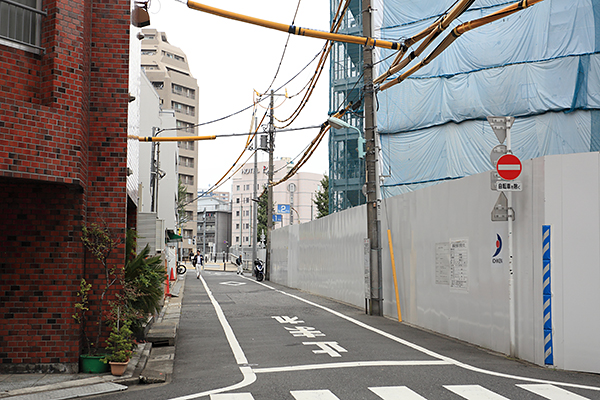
[170,266,176,281]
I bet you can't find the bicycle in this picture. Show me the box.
[176,263,187,275]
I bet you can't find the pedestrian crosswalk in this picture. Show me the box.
[209,384,592,399]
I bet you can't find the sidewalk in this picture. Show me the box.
[0,274,187,400]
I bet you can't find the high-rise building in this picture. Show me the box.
[328,0,365,213]
[230,158,324,254]
[141,29,199,258]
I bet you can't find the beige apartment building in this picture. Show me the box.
[231,158,324,252]
[141,29,199,257]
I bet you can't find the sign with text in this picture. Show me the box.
[496,181,522,191]
[277,204,290,214]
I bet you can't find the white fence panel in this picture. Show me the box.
[270,152,600,374]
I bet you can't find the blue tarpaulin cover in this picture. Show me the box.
[375,0,600,195]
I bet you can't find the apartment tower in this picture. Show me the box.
[141,29,199,257]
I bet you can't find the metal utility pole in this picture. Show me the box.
[266,90,275,280]
[150,127,158,212]
[202,208,207,256]
[252,117,258,266]
[363,0,383,316]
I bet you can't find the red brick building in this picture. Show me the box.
[0,0,138,372]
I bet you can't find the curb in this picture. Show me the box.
[0,275,185,399]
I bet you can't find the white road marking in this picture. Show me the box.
[444,385,510,399]
[220,281,247,286]
[245,277,600,393]
[518,384,591,399]
[167,276,256,400]
[291,389,340,399]
[272,316,305,324]
[253,360,452,374]
[200,275,248,365]
[286,326,326,338]
[210,394,254,399]
[369,386,427,399]
[303,341,347,357]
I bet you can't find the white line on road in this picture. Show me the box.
[210,393,255,399]
[517,384,591,399]
[369,386,428,400]
[167,275,256,400]
[253,360,452,374]
[200,275,248,365]
[291,389,340,399]
[444,385,510,399]
[245,277,600,393]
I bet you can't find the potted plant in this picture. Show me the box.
[73,278,110,373]
[104,313,135,376]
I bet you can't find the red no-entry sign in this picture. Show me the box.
[496,154,522,180]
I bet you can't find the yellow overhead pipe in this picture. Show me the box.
[185,0,403,50]
[128,135,216,142]
[374,0,476,85]
[379,0,545,92]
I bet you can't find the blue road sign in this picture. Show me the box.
[273,214,282,222]
[277,204,290,214]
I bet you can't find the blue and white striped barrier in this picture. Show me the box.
[542,225,553,365]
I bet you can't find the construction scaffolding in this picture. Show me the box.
[328,0,366,213]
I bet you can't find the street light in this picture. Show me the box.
[328,115,382,316]
[327,117,365,158]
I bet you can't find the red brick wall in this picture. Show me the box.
[0,0,131,372]
[0,180,84,372]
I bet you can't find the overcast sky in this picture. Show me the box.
[146,0,331,191]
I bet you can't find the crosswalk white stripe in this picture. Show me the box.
[210,394,255,399]
[444,385,510,399]
[369,386,427,399]
[517,384,590,399]
[291,389,341,399]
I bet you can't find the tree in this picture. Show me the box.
[256,186,269,244]
[176,178,190,228]
[313,175,329,219]
[79,223,122,354]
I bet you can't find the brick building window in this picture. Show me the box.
[0,0,45,53]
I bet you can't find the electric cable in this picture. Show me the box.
[273,0,349,128]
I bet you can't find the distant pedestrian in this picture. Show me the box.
[195,250,202,279]
[222,251,226,262]
[236,254,243,275]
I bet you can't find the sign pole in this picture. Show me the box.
[507,124,516,357]
[488,116,517,356]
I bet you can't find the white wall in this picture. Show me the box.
[270,152,600,374]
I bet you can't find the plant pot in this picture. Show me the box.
[79,354,110,373]
[109,360,129,376]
